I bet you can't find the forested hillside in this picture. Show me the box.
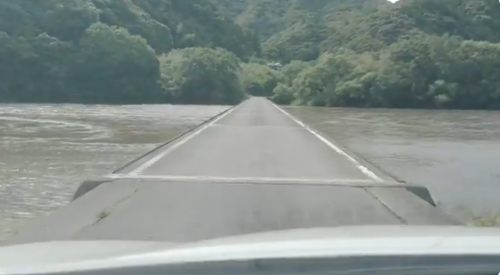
[233,0,500,109]
[0,0,259,104]
[2,0,500,108]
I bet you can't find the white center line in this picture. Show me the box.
[269,102,384,182]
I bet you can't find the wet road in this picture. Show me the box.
[4,98,457,245]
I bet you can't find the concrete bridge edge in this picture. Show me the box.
[404,185,436,206]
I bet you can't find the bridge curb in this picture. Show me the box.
[72,177,112,201]
[404,185,436,206]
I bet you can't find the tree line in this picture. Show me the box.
[0,0,257,104]
[1,0,500,109]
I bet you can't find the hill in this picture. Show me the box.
[216,0,500,62]
[0,0,259,104]
[1,0,500,108]
[223,0,500,109]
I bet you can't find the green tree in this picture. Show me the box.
[159,47,245,104]
[67,23,162,103]
[0,32,73,102]
[42,0,100,42]
[240,63,286,96]
[281,60,311,83]
[271,82,295,104]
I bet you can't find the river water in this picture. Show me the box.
[0,104,499,239]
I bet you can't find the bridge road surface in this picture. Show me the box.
[4,97,459,245]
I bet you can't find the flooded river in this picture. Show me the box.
[1,103,500,239]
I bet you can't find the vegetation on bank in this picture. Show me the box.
[467,212,500,227]
[1,0,500,109]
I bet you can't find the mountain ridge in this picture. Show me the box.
[1,0,500,109]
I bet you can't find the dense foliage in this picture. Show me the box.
[159,47,245,104]
[0,0,258,104]
[2,0,500,108]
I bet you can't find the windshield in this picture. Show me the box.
[1,0,500,271]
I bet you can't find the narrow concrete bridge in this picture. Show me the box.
[4,97,458,245]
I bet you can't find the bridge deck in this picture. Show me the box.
[120,96,378,182]
[4,98,458,245]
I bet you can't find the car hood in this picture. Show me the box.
[1,225,500,274]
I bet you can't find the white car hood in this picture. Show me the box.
[1,225,500,274]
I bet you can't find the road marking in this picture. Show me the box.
[106,174,380,186]
[269,102,383,182]
[127,105,241,176]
